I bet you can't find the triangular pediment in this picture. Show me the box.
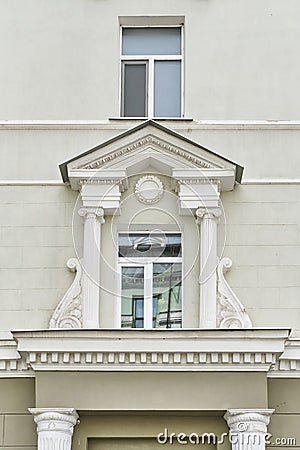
[60,120,243,191]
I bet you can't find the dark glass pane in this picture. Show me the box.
[154,61,181,117]
[122,27,181,56]
[123,64,146,117]
[119,233,182,258]
[152,263,182,328]
[121,266,144,328]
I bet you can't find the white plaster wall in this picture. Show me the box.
[1,126,300,180]
[222,184,300,335]
[0,0,299,119]
[0,186,78,330]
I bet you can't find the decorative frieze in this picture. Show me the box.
[24,349,278,370]
[79,178,128,193]
[12,329,289,373]
[80,135,215,171]
[0,329,297,376]
[269,339,300,377]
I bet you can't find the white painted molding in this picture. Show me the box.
[2,329,299,376]
[49,258,83,329]
[0,338,30,376]
[242,178,300,185]
[224,409,274,450]
[1,178,300,186]
[29,408,79,450]
[217,257,252,329]
[269,338,300,377]
[12,329,289,372]
[1,120,300,130]
[0,180,65,186]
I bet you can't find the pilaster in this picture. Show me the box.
[196,206,221,328]
[78,206,105,328]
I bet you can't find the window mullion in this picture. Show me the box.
[148,58,154,118]
[144,263,153,329]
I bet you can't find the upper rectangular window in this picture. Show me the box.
[120,26,183,118]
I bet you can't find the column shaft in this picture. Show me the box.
[79,207,105,328]
[197,207,221,328]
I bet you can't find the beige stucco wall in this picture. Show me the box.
[268,379,300,448]
[35,371,268,410]
[0,0,299,120]
[0,378,36,449]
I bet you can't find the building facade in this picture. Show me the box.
[0,1,300,449]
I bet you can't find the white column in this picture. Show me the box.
[224,409,274,450]
[78,206,105,328]
[29,408,79,450]
[196,206,221,328]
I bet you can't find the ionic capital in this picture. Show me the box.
[78,206,105,224]
[196,206,222,224]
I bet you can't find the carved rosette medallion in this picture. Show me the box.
[134,175,164,204]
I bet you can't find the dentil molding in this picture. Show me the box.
[9,329,289,373]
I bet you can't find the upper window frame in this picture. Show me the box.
[119,25,184,119]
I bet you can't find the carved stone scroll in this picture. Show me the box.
[217,257,252,328]
[49,258,83,329]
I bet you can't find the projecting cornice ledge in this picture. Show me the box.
[4,328,290,374]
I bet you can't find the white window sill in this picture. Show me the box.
[108,117,194,121]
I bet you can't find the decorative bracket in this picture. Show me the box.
[49,258,83,329]
[217,257,252,328]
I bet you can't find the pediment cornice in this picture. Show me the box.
[78,134,217,171]
[60,121,243,191]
